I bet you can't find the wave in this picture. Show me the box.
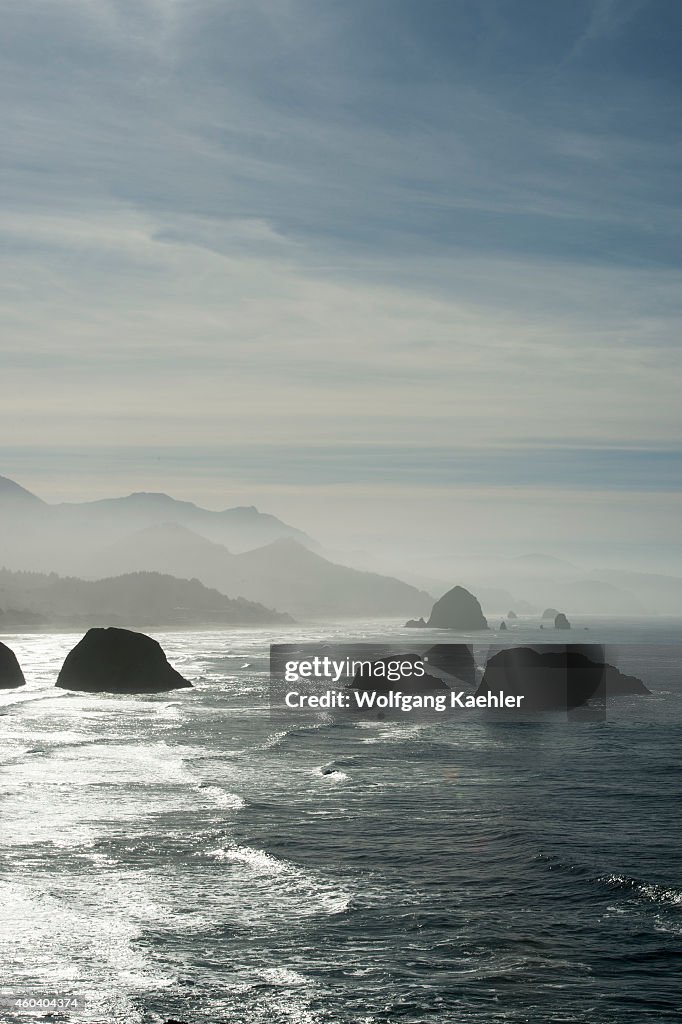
[256,717,334,751]
[360,722,432,745]
[0,690,69,712]
[598,874,682,907]
[257,729,290,750]
[259,967,311,987]
[536,856,682,912]
[196,784,246,810]
[204,843,352,917]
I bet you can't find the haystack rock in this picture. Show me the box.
[555,612,571,630]
[0,641,25,689]
[542,608,560,620]
[500,621,507,631]
[426,586,488,630]
[56,627,192,694]
[507,610,518,619]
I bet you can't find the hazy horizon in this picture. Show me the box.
[2,464,681,580]
[3,471,682,627]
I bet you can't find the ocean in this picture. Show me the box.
[1,619,680,1024]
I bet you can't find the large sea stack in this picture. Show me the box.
[477,646,602,710]
[476,645,650,710]
[0,641,26,688]
[427,586,488,630]
[56,627,192,694]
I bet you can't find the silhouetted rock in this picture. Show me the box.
[423,644,476,685]
[477,645,649,709]
[0,641,25,689]
[499,621,507,631]
[596,664,651,697]
[405,617,427,628]
[478,647,602,710]
[426,586,488,630]
[555,612,571,630]
[507,610,518,619]
[542,608,560,620]
[56,627,192,694]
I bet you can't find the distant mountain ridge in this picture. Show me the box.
[0,476,433,620]
[3,476,679,618]
[0,566,293,628]
[0,474,315,569]
[86,524,433,619]
[56,489,313,548]
[0,475,46,505]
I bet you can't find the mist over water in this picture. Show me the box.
[1,620,680,1023]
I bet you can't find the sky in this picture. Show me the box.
[1,0,681,569]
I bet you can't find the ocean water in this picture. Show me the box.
[0,619,680,1024]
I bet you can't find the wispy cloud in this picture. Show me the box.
[1,0,681,560]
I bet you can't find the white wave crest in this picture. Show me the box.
[198,785,246,810]
[205,844,352,917]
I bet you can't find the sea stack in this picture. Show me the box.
[477,647,602,710]
[555,612,571,630]
[0,641,26,688]
[542,608,560,620]
[426,586,488,630]
[56,627,192,694]
[477,645,650,708]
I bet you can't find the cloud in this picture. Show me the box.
[1,0,680,561]
[563,0,648,64]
